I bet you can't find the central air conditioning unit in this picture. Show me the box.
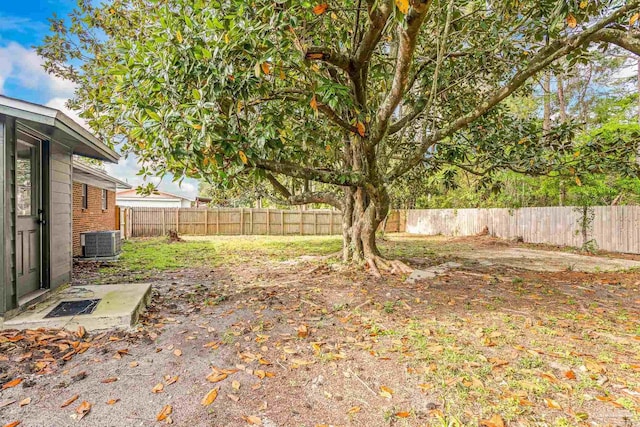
[80,230,122,258]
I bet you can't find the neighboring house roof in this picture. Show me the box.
[116,189,194,202]
[0,95,119,162]
[73,162,131,190]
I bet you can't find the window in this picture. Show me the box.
[102,189,108,210]
[16,142,35,216]
[81,184,88,209]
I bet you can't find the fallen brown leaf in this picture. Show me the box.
[297,325,308,338]
[206,372,227,383]
[157,405,172,421]
[242,415,262,425]
[379,385,394,399]
[480,414,505,427]
[18,397,31,407]
[201,388,219,406]
[544,398,562,410]
[3,421,21,427]
[75,401,91,420]
[101,377,118,384]
[2,379,22,390]
[106,399,120,405]
[165,376,179,386]
[152,383,164,393]
[61,394,79,408]
[173,349,182,357]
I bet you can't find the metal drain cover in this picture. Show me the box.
[44,299,101,318]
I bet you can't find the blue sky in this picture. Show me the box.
[0,0,199,199]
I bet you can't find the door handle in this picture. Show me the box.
[37,209,46,225]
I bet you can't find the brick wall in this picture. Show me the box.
[72,182,117,257]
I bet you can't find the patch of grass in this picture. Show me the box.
[517,355,545,369]
[107,235,343,274]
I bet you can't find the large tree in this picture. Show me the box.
[39,0,640,274]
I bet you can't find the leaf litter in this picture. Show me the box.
[1,235,639,426]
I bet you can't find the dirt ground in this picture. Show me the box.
[1,234,639,427]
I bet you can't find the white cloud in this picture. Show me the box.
[0,41,76,98]
[45,97,89,130]
[104,154,199,199]
[0,14,48,34]
[0,41,199,199]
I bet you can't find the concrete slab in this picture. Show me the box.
[458,248,640,272]
[2,283,151,332]
[405,261,464,284]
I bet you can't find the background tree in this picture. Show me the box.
[39,0,640,274]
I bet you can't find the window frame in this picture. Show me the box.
[102,188,108,210]
[81,184,88,210]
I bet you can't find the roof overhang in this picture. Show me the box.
[0,95,120,163]
[73,162,131,190]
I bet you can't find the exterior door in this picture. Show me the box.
[16,138,41,297]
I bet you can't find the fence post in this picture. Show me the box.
[281,210,285,235]
[162,208,166,236]
[216,208,220,235]
[204,209,208,235]
[250,209,254,234]
[266,208,270,235]
[240,208,244,235]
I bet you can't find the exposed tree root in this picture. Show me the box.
[366,256,413,278]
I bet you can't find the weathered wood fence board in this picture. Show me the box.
[405,206,640,254]
[123,207,345,237]
[120,205,640,254]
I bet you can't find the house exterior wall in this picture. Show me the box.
[1,116,17,314]
[72,182,117,257]
[49,143,73,288]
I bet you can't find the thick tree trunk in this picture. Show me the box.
[340,183,411,276]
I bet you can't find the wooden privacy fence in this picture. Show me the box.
[405,206,640,254]
[122,207,344,237]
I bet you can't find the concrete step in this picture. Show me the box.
[2,283,151,331]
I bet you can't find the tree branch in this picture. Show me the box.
[254,158,364,187]
[304,47,352,72]
[264,173,344,209]
[388,0,640,181]
[353,0,394,66]
[370,0,433,145]
[317,102,360,134]
[590,28,640,55]
[286,191,344,209]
